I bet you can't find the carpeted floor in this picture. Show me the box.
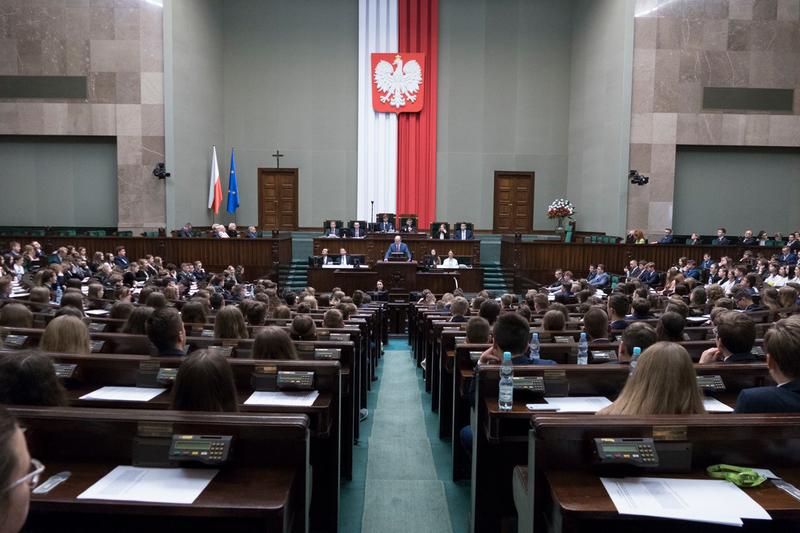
[340,339,469,533]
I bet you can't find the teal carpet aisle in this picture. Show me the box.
[340,339,469,533]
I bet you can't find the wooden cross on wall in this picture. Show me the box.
[272,150,284,168]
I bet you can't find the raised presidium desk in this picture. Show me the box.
[307,261,485,293]
[312,233,480,265]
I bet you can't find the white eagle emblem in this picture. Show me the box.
[373,54,423,109]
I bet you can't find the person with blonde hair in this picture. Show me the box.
[40,315,91,354]
[598,342,706,415]
[213,306,249,340]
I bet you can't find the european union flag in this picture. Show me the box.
[226,148,239,214]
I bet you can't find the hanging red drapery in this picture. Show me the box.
[397,0,438,228]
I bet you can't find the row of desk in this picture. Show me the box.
[306,261,484,293]
[312,233,480,265]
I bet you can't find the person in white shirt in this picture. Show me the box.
[720,269,737,295]
[442,250,459,268]
[214,224,230,238]
[765,264,788,287]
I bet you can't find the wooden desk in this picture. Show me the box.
[15,407,310,533]
[306,264,484,293]
[313,233,480,265]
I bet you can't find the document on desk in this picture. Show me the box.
[601,477,771,526]
[244,390,319,407]
[542,396,612,413]
[85,309,109,316]
[80,386,166,402]
[77,466,217,504]
[702,397,735,413]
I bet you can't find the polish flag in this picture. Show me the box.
[207,146,222,214]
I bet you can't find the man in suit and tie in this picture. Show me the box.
[337,248,352,266]
[588,264,609,287]
[735,316,800,413]
[350,221,365,238]
[779,246,797,266]
[178,223,194,238]
[657,228,674,244]
[377,215,394,233]
[741,229,757,245]
[320,248,334,266]
[454,223,473,240]
[700,253,713,270]
[245,226,258,238]
[699,311,759,364]
[113,246,129,269]
[324,221,341,238]
[402,218,416,233]
[384,235,411,261]
[624,260,642,280]
[712,227,731,245]
[640,262,659,286]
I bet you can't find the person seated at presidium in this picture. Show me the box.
[337,248,354,266]
[377,214,394,232]
[441,250,459,268]
[435,223,449,239]
[735,316,800,413]
[424,249,442,267]
[712,227,731,245]
[598,342,706,415]
[454,223,472,240]
[324,220,341,238]
[179,222,193,237]
[350,221,365,238]
[319,248,335,266]
[401,218,416,233]
[384,235,412,261]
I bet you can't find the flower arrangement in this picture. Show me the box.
[547,198,575,220]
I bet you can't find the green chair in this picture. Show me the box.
[611,275,620,289]
[56,229,77,237]
[142,231,159,237]
[28,229,45,237]
[563,229,573,243]
[116,231,133,237]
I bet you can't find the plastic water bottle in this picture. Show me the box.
[629,346,642,375]
[577,332,589,365]
[499,352,514,411]
[530,332,540,361]
[54,284,63,305]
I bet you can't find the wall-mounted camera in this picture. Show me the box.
[629,169,649,186]
[153,162,171,180]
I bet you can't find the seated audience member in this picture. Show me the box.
[623,261,642,280]
[181,300,208,327]
[735,317,800,413]
[178,222,194,237]
[441,250,459,268]
[656,311,686,342]
[540,310,566,333]
[0,303,33,329]
[377,214,394,232]
[517,305,532,321]
[640,262,659,286]
[699,311,758,364]
[478,313,557,367]
[466,316,491,344]
[687,232,701,245]
[121,305,154,335]
[632,229,646,244]
[741,229,758,245]
[40,315,90,354]
[109,300,134,322]
[616,322,658,364]
[171,350,238,412]
[452,222,472,240]
[323,308,345,329]
[272,305,291,320]
[684,259,701,280]
[0,350,67,406]
[253,326,299,360]
[450,296,469,322]
[712,227,731,245]
[245,226,258,238]
[733,287,763,312]
[289,314,317,340]
[214,306,249,340]
[0,406,37,533]
[244,301,267,328]
[607,294,630,331]
[583,307,610,343]
[587,264,609,287]
[479,299,501,325]
[658,228,674,244]
[598,342,706,415]
[779,246,797,265]
[532,293,549,314]
[628,298,653,320]
[146,307,186,356]
[779,285,798,311]
[499,294,514,311]
[58,292,85,317]
[144,291,167,309]
[689,287,707,310]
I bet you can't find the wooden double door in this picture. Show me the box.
[258,168,298,230]
[493,171,533,233]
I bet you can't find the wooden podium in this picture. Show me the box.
[374,260,418,291]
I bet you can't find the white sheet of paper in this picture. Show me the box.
[543,396,612,413]
[80,386,166,402]
[244,390,320,407]
[702,397,734,413]
[600,477,771,526]
[85,309,109,316]
[526,404,560,411]
[77,466,217,504]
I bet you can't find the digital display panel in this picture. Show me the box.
[601,444,640,453]
[174,441,213,451]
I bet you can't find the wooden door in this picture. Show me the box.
[258,168,298,230]
[493,171,533,233]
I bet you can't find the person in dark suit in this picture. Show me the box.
[113,246,129,269]
[336,248,352,266]
[178,223,194,238]
[319,248,335,266]
[686,232,701,245]
[624,260,642,280]
[454,223,473,240]
[245,226,258,238]
[350,221,365,238]
[434,223,449,240]
[685,259,702,280]
[377,215,394,233]
[712,227,731,245]
[640,262,659,286]
[324,221,341,238]
[741,229,757,245]
[788,233,800,253]
[384,235,411,261]
[779,246,797,265]
[735,316,800,413]
[607,294,630,331]
[657,228,674,244]
[700,253,713,270]
[371,280,388,301]
[699,310,759,364]
[401,218,416,233]
[227,223,239,238]
[146,307,186,357]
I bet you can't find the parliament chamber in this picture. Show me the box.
[1,1,800,533]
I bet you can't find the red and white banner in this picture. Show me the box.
[371,52,425,113]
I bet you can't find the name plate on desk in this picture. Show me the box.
[327,333,350,342]
[553,336,573,344]
[3,334,27,349]
[314,348,341,360]
[322,264,340,269]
